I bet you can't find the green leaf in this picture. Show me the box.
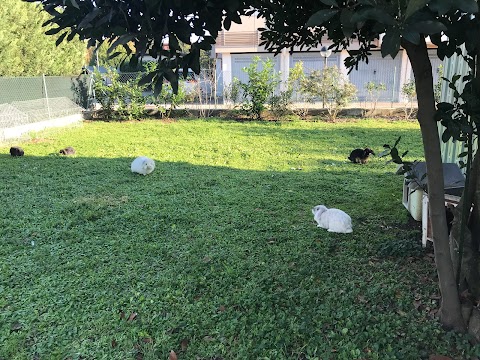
[78,8,102,29]
[352,8,395,26]
[223,17,232,31]
[456,0,478,12]
[452,74,461,83]
[408,20,447,34]
[428,0,453,15]
[108,34,135,53]
[164,69,178,93]
[138,71,157,86]
[402,29,421,45]
[436,102,454,111]
[107,51,123,60]
[45,27,63,35]
[69,0,80,9]
[306,9,339,27]
[320,0,339,7]
[405,0,430,18]
[381,28,401,58]
[224,0,240,12]
[394,136,402,147]
[340,9,355,38]
[153,75,165,97]
[55,32,68,46]
[442,128,451,142]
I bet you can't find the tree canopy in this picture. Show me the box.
[0,0,87,76]
[25,0,480,336]
[23,0,244,91]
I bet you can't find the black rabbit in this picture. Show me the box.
[10,146,24,157]
[59,146,76,155]
[348,148,375,164]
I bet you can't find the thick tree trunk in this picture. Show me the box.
[402,38,466,332]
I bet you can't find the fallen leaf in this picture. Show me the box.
[429,355,452,360]
[413,300,422,310]
[111,339,118,348]
[169,350,178,360]
[218,305,226,312]
[142,337,153,343]
[396,310,407,316]
[128,312,138,321]
[119,310,126,320]
[203,335,214,342]
[181,338,189,351]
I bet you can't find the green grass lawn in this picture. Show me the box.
[0,118,478,359]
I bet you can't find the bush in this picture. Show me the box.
[288,62,309,119]
[150,82,187,118]
[93,70,147,120]
[239,56,281,119]
[300,66,357,121]
[268,90,293,119]
[365,81,386,113]
[401,80,417,120]
[224,77,242,108]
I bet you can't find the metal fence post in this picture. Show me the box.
[42,74,52,119]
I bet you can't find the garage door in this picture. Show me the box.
[291,52,340,74]
[349,51,403,102]
[231,54,281,85]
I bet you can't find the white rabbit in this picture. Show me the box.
[131,156,155,175]
[312,205,353,233]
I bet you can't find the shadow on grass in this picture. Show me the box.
[0,154,437,360]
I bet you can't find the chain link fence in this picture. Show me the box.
[0,75,88,132]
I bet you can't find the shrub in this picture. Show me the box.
[268,91,292,119]
[300,66,357,121]
[93,70,146,120]
[365,81,386,113]
[150,82,187,118]
[401,80,417,120]
[224,77,242,108]
[239,56,281,119]
[288,61,309,119]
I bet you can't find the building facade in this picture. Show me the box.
[213,16,442,103]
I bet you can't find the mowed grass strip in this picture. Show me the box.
[0,118,478,359]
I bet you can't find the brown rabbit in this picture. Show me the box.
[10,146,24,156]
[348,148,375,164]
[59,146,76,155]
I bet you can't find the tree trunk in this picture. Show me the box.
[402,38,466,332]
